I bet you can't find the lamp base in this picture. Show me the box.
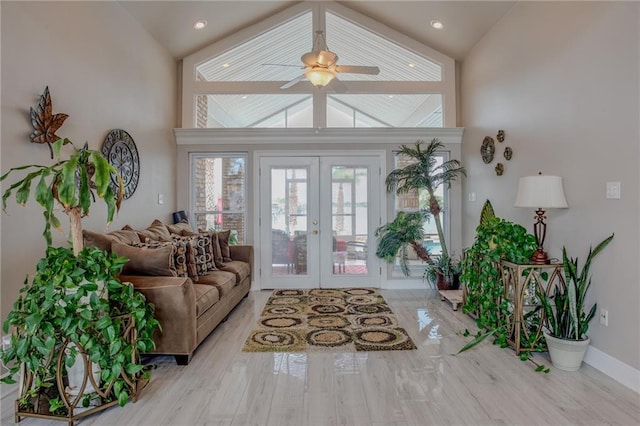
[530,248,550,264]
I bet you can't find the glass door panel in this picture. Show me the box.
[320,157,380,287]
[330,166,368,276]
[270,167,308,276]
[260,157,319,289]
[260,155,380,289]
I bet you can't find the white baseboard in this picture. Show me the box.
[584,345,640,393]
[382,279,431,290]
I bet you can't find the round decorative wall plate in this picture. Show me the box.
[481,136,495,164]
[102,129,139,200]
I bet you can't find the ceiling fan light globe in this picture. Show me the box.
[305,68,335,87]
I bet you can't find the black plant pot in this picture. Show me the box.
[436,271,461,290]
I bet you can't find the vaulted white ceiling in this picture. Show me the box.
[118,1,516,61]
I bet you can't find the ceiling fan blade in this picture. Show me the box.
[335,65,380,75]
[328,76,348,93]
[316,50,338,67]
[281,74,306,89]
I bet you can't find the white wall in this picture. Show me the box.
[0,2,178,325]
[461,1,640,378]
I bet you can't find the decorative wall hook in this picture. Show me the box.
[504,146,513,160]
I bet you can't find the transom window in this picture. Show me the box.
[182,3,455,129]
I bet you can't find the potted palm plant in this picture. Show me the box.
[375,210,433,277]
[539,234,614,371]
[1,138,159,421]
[377,138,466,288]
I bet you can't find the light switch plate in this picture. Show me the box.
[606,182,621,199]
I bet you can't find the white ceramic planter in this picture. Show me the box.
[544,331,590,372]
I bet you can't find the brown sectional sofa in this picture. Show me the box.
[83,220,253,365]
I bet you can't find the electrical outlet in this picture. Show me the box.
[599,309,609,327]
[2,335,11,350]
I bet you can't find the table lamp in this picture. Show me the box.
[514,173,568,264]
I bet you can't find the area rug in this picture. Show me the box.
[242,288,416,352]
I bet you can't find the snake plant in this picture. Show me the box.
[539,234,614,340]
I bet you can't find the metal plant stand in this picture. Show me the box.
[14,314,146,426]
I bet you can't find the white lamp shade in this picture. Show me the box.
[514,175,569,209]
[305,68,335,87]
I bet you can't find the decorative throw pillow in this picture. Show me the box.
[216,230,233,262]
[133,240,190,278]
[83,229,114,253]
[112,242,177,277]
[110,228,142,245]
[171,235,199,281]
[209,232,227,269]
[183,231,218,272]
[190,234,215,275]
[137,219,172,242]
[166,221,193,235]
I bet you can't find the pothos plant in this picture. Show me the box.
[459,216,540,362]
[0,138,160,414]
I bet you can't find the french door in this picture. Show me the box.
[259,155,381,289]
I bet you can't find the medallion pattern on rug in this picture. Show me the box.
[242,288,416,352]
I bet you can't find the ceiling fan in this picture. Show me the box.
[269,30,380,90]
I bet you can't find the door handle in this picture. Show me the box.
[312,230,318,235]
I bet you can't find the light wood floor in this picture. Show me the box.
[2,289,639,426]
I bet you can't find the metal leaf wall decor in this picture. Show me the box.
[29,86,69,159]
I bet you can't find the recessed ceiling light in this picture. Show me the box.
[408,63,415,68]
[430,19,445,30]
[388,95,394,99]
[241,95,248,100]
[222,63,230,68]
[193,20,207,30]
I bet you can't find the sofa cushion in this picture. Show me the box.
[216,230,233,262]
[83,229,142,253]
[211,233,226,268]
[197,271,236,297]
[192,284,220,318]
[220,261,250,284]
[110,229,143,245]
[132,240,191,278]
[166,221,193,235]
[83,229,113,252]
[112,242,178,277]
[137,219,172,242]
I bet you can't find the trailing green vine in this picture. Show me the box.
[1,246,160,413]
[461,217,537,351]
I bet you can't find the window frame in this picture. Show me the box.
[181,2,456,128]
[391,151,451,277]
